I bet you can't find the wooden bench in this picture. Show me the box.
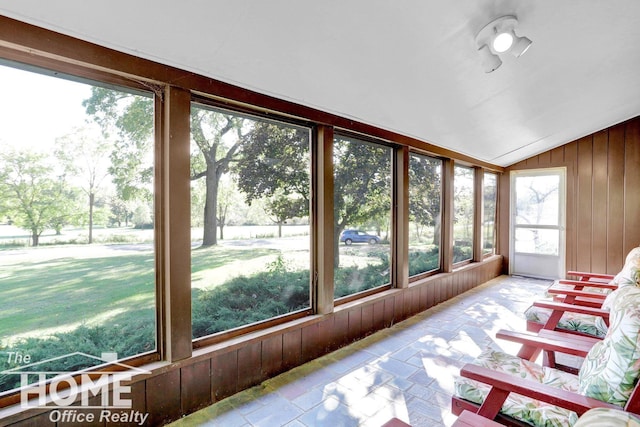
[452,410,502,427]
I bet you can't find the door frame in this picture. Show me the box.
[509,167,567,279]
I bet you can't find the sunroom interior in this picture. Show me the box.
[0,2,640,426]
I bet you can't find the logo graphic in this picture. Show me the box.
[2,352,150,425]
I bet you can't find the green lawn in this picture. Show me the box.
[0,244,277,343]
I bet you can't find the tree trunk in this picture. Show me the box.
[219,224,225,240]
[334,226,342,267]
[202,167,219,246]
[88,192,94,244]
[278,223,282,238]
[31,230,39,247]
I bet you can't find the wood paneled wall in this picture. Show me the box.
[499,116,640,275]
[2,257,502,426]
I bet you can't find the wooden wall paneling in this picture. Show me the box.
[383,297,395,327]
[497,172,511,273]
[348,308,363,343]
[237,341,263,390]
[550,146,565,165]
[538,150,551,167]
[526,156,539,168]
[282,329,302,370]
[211,350,238,401]
[563,141,578,273]
[395,293,408,323]
[576,136,594,272]
[425,283,435,309]
[317,317,334,353]
[607,124,626,272]
[418,285,428,312]
[591,131,609,273]
[181,359,212,415]
[333,310,350,349]
[146,370,181,426]
[301,323,321,363]
[10,413,54,427]
[261,334,284,379]
[362,304,375,336]
[373,300,385,332]
[129,380,147,421]
[624,119,640,254]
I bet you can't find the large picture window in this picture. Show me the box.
[189,103,311,339]
[0,64,156,393]
[408,153,442,277]
[333,135,392,298]
[453,165,475,263]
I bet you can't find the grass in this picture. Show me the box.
[0,244,279,344]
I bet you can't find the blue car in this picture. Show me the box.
[339,229,380,245]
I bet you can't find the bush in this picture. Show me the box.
[0,319,155,392]
[192,256,310,337]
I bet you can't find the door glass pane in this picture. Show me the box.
[453,166,474,263]
[515,228,559,255]
[334,136,391,298]
[515,175,559,226]
[190,104,311,339]
[408,153,442,276]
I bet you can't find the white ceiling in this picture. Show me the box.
[2,1,640,166]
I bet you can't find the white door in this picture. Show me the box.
[510,168,566,279]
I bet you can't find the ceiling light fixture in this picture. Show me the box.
[475,15,532,73]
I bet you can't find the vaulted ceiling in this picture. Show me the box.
[2,1,639,166]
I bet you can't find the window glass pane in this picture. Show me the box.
[190,104,311,339]
[0,64,156,393]
[334,136,391,298]
[515,228,559,255]
[515,175,559,226]
[453,165,474,263]
[408,153,442,276]
[483,172,497,256]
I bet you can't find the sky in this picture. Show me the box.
[0,63,93,152]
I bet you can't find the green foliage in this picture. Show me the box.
[0,318,154,392]
[235,122,310,205]
[408,247,440,276]
[0,149,77,246]
[192,257,310,337]
[334,252,390,298]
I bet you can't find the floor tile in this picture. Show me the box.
[169,275,552,427]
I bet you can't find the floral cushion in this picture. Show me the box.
[610,247,640,288]
[454,349,580,426]
[524,304,609,337]
[456,284,640,426]
[578,285,640,406]
[573,408,640,427]
[525,247,640,337]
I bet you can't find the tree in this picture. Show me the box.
[333,137,391,266]
[235,122,310,207]
[83,88,154,204]
[409,155,442,244]
[55,127,112,243]
[190,107,247,246]
[265,193,307,238]
[0,149,73,246]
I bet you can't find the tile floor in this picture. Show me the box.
[169,275,552,427]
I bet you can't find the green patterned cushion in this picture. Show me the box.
[578,285,640,406]
[454,349,580,427]
[610,247,640,288]
[524,304,609,337]
[573,407,640,427]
